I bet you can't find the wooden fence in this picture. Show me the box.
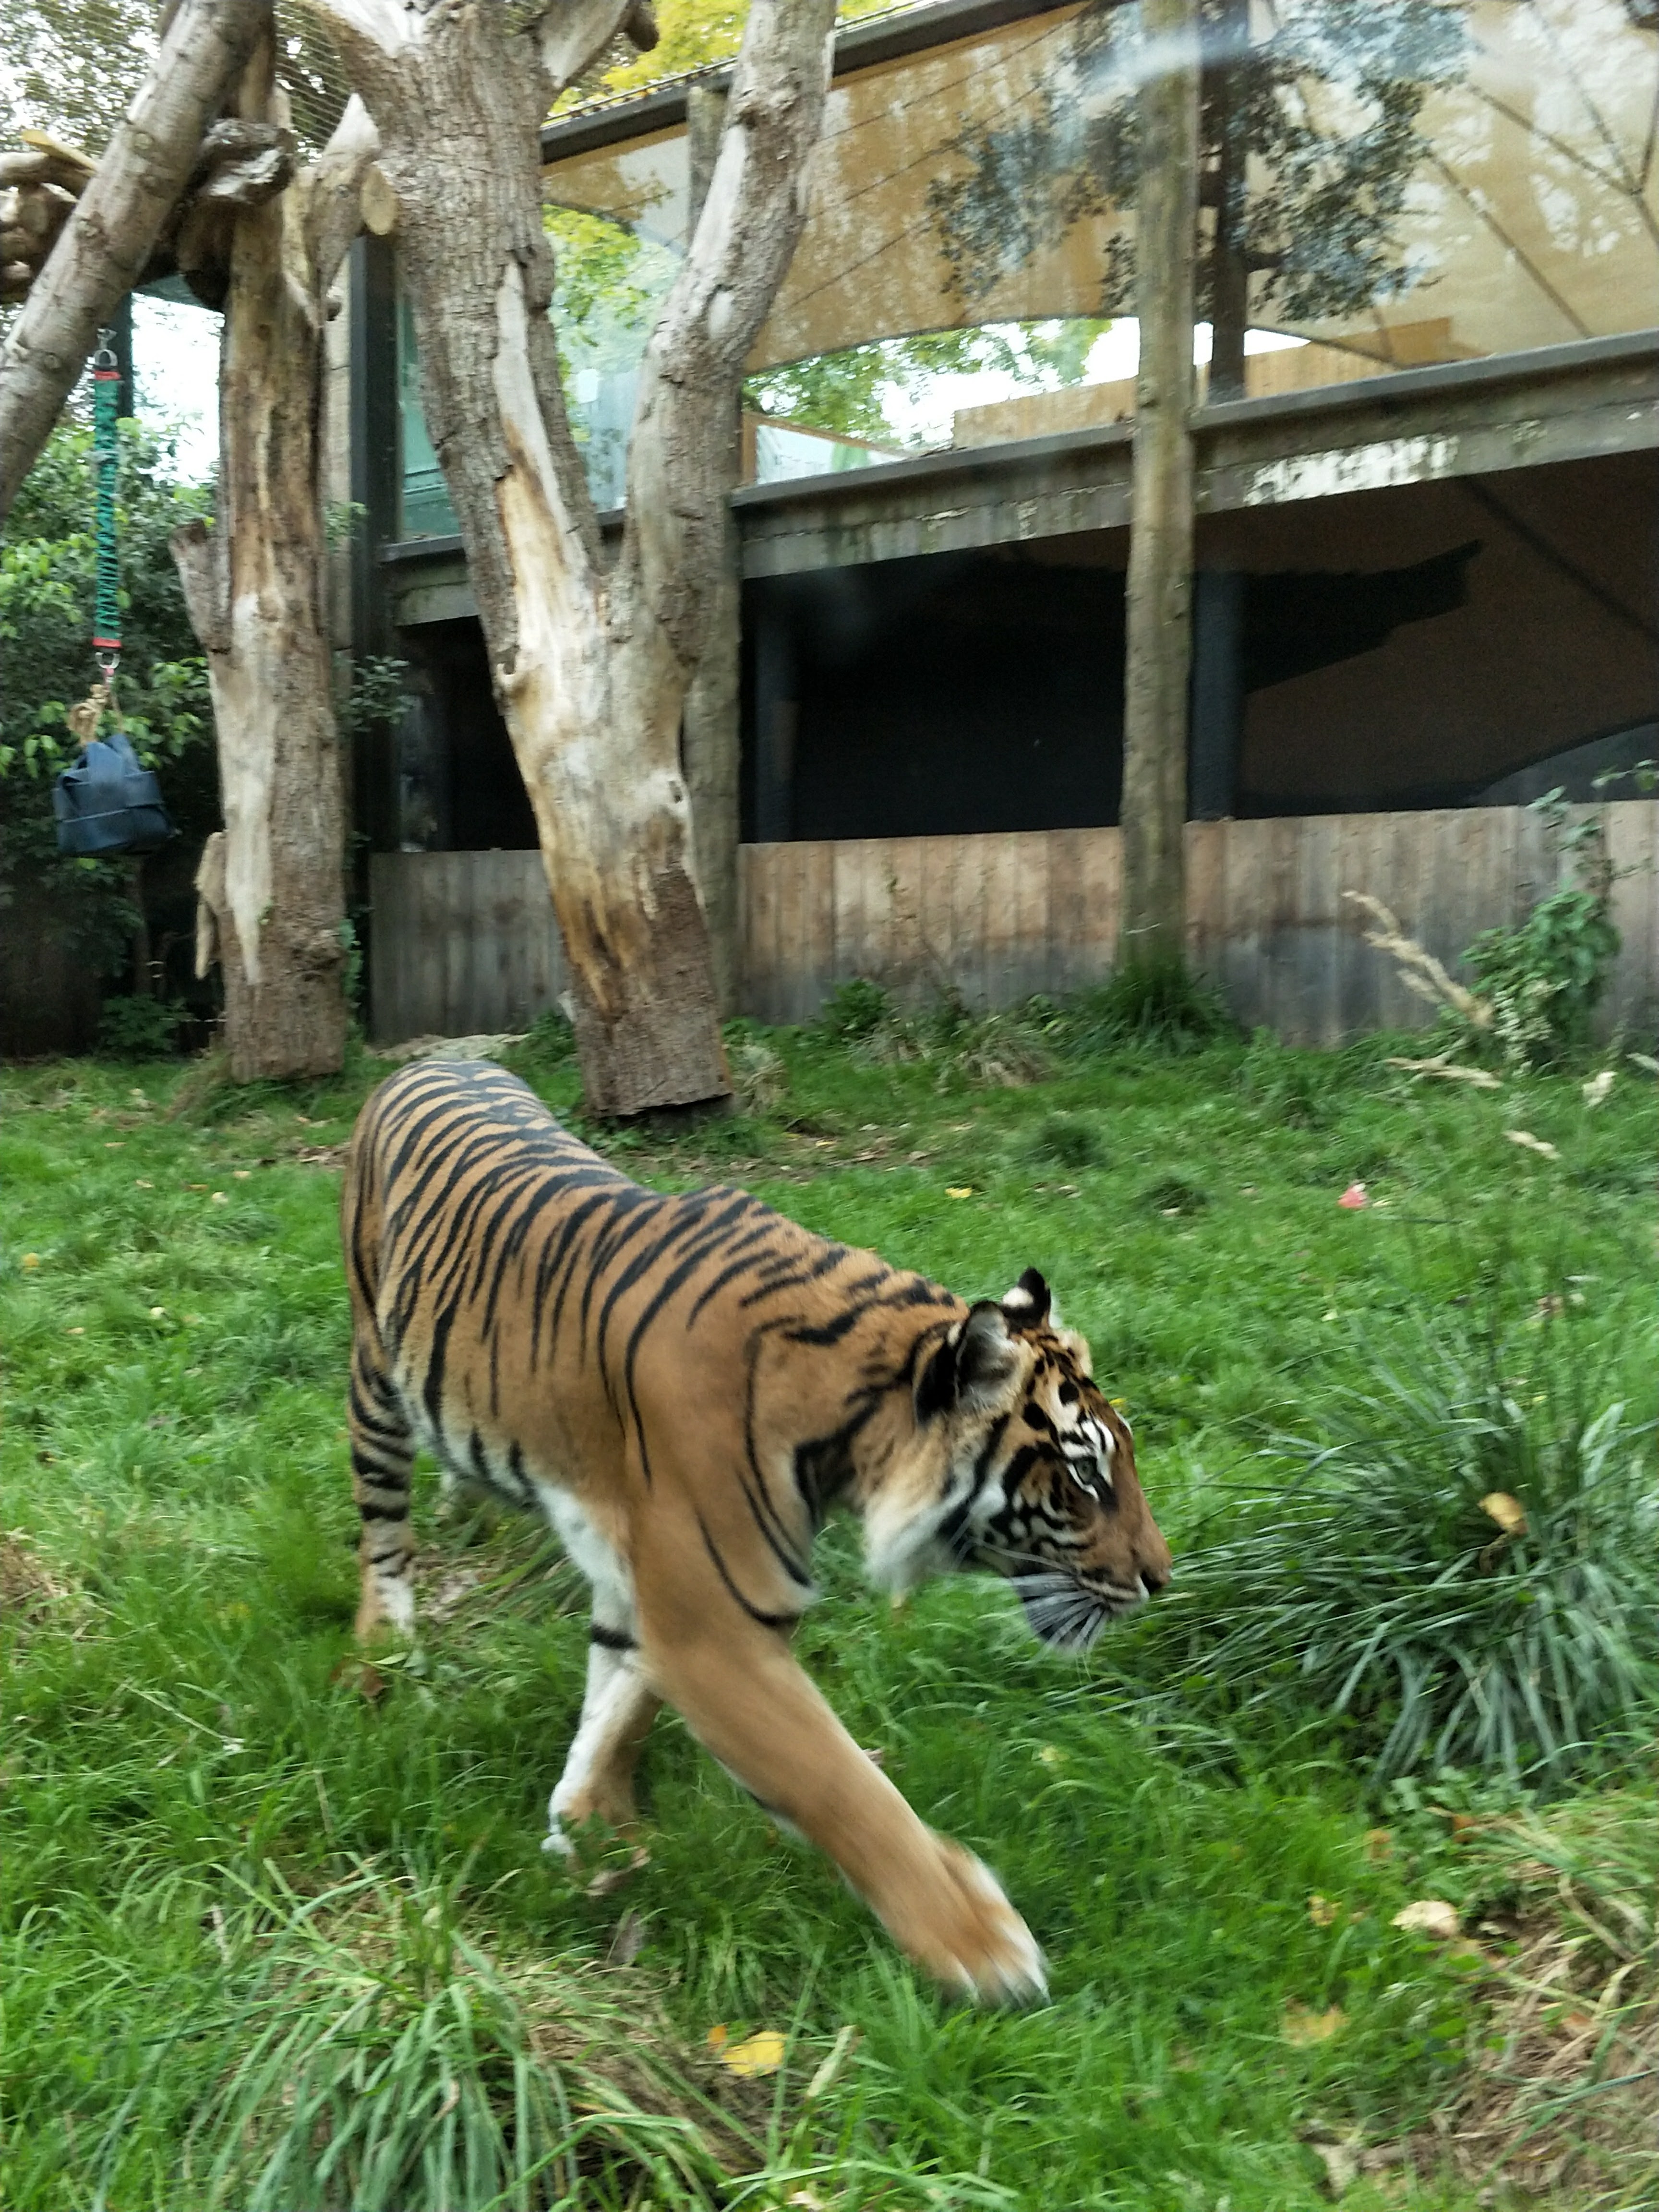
[370,850,568,1042]
[371,805,1659,1046]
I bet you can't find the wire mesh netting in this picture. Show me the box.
[0,0,352,157]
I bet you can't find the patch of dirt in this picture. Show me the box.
[0,1530,84,1635]
[294,1142,348,1169]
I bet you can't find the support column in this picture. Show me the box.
[680,81,743,1014]
[1119,0,1201,966]
[1189,569,1245,819]
[753,595,797,844]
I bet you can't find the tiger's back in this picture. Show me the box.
[342,1057,960,1637]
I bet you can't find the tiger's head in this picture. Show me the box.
[866,1269,1170,1650]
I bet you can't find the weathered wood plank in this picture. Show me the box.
[371,805,1659,1047]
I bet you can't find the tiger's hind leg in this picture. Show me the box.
[349,1337,417,1641]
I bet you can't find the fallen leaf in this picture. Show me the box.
[1505,1130,1558,1160]
[1628,1051,1659,1078]
[210,1191,228,1204]
[714,2028,786,2079]
[1037,1745,1063,1767]
[1581,1070,1615,1109]
[1308,1894,1341,1928]
[1392,1899,1460,1940]
[233,1168,252,1179]
[134,1179,152,1189]
[1337,1183,1368,1209]
[149,1307,165,1320]
[1282,2004,1346,2046]
[706,2023,727,2052]
[20,1254,39,1271]
[66,1326,84,1336]
[1478,1491,1527,1537]
[946,1186,974,1200]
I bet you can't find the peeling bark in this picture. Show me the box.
[173,52,377,1083]
[306,0,835,1114]
[0,0,267,523]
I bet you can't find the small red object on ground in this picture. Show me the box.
[1337,1182,1368,1209]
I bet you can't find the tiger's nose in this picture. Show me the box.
[1138,1564,1170,1597]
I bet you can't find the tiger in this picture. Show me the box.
[341,1057,1170,2004]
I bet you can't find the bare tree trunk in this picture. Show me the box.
[681,81,741,1016]
[308,0,834,1115]
[1119,0,1201,968]
[173,46,376,1083]
[0,0,265,523]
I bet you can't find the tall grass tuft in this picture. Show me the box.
[1137,1301,1659,1784]
[172,1864,751,2212]
[1061,955,1234,1054]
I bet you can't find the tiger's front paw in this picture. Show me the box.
[903,1838,1048,2007]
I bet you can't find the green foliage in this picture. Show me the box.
[930,0,1468,331]
[818,975,892,1041]
[96,993,187,1058]
[748,321,1113,449]
[0,416,214,975]
[179,1864,735,2212]
[1461,796,1622,1070]
[3,1038,1657,2206]
[1138,1290,1659,1785]
[1141,1172,1209,1215]
[1026,1110,1106,1170]
[1059,955,1235,1054]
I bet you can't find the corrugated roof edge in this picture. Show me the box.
[540,0,1082,162]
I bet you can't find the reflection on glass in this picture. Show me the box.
[394,0,1659,532]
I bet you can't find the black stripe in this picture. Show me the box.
[696,1509,801,1631]
[589,1623,636,1651]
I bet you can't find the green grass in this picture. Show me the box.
[2,1024,1656,2208]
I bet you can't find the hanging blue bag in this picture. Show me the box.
[53,729,175,856]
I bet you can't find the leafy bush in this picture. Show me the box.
[96,993,187,1058]
[1142,1301,1659,1783]
[0,417,216,981]
[818,976,891,1041]
[1464,829,1620,1070]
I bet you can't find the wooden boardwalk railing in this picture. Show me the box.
[370,804,1659,1046]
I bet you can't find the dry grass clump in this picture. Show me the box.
[0,1529,86,1635]
[1344,892,1493,1032]
[1425,1791,1659,2204]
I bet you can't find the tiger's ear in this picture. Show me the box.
[1001,1268,1051,1329]
[915,1302,1022,1421]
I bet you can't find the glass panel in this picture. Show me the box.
[400,0,1659,519]
[536,0,1659,465]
